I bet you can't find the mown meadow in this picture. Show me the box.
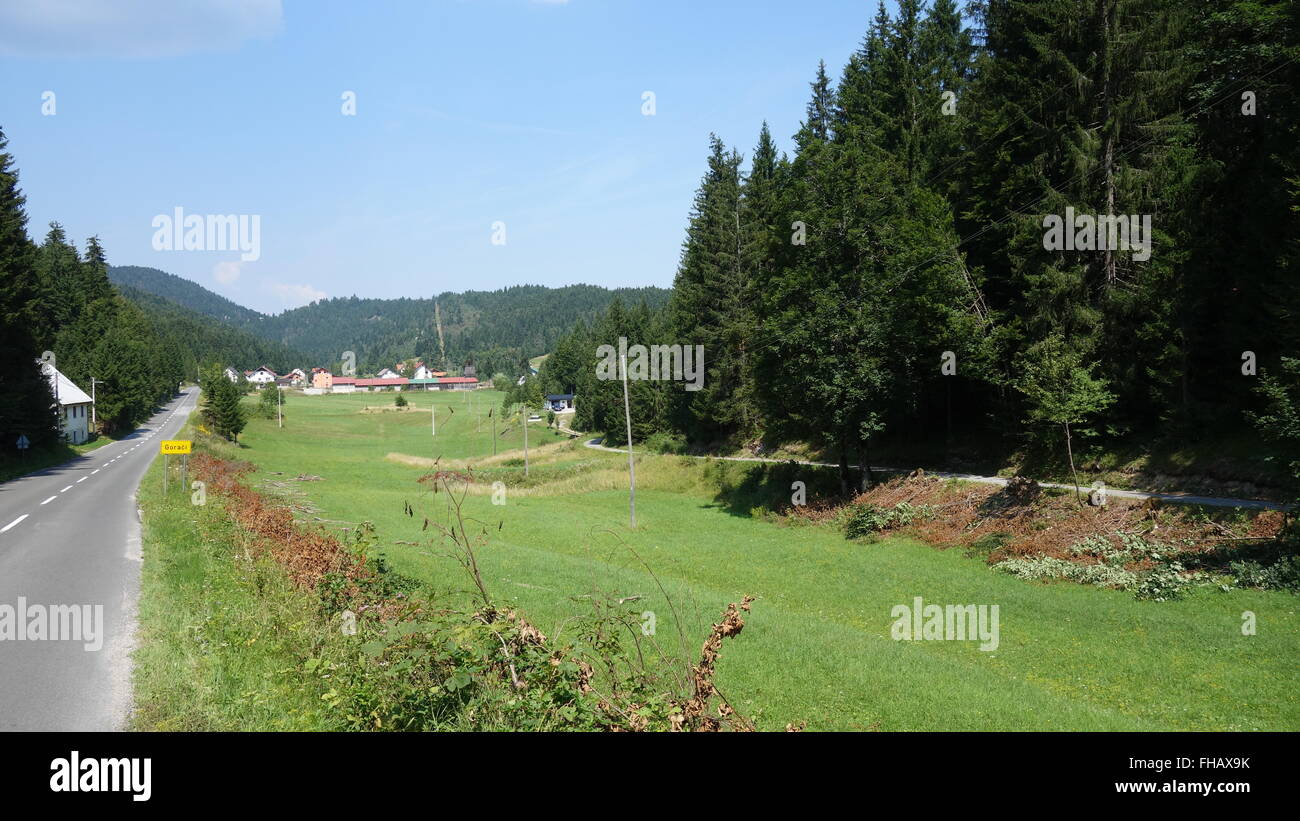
[135,389,1299,731]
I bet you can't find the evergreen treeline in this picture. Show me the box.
[0,129,301,453]
[547,0,1300,493]
[0,127,182,443]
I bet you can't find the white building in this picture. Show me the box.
[412,364,434,380]
[245,366,277,386]
[223,366,240,383]
[42,362,93,444]
[377,367,401,379]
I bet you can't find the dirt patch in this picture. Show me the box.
[799,470,1285,569]
[191,452,369,592]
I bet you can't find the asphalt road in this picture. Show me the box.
[0,388,197,731]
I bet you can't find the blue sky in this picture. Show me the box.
[1,0,885,314]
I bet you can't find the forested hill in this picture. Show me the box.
[253,286,672,377]
[109,266,670,378]
[114,284,307,376]
[109,265,264,325]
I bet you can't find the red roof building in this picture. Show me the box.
[354,377,409,389]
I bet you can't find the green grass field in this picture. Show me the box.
[141,388,1299,730]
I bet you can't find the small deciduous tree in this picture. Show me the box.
[258,384,279,419]
[1016,335,1115,502]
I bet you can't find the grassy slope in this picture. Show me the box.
[132,411,338,730]
[183,389,1296,731]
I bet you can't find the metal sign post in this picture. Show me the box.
[160,440,192,496]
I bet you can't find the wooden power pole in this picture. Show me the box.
[621,351,636,528]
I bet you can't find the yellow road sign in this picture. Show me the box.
[160,440,192,455]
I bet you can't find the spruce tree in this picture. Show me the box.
[0,129,59,451]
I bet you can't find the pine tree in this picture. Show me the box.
[0,128,59,451]
[668,135,757,443]
[201,364,246,442]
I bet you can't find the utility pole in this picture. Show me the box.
[523,405,529,477]
[90,377,105,432]
[490,408,497,456]
[621,350,636,528]
[277,385,283,428]
[431,399,436,436]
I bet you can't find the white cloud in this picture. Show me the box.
[270,282,326,308]
[212,260,242,285]
[0,0,283,58]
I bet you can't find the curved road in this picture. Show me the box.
[0,387,197,731]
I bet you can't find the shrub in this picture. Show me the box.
[1133,562,1207,601]
[842,501,934,539]
[994,555,1138,589]
[1230,556,1300,592]
[394,393,408,408]
[643,431,687,455]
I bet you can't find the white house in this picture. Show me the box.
[42,362,93,444]
[223,366,240,383]
[245,366,277,387]
[377,367,401,379]
[287,368,308,386]
[412,364,434,380]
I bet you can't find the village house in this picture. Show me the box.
[223,366,240,383]
[330,377,358,394]
[42,361,93,444]
[245,366,277,387]
[287,368,308,386]
[311,367,333,390]
[376,367,402,380]
[545,394,575,413]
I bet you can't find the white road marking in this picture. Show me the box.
[92,469,100,475]
[77,476,88,483]
[1,514,29,533]
[60,485,73,492]
[40,496,57,505]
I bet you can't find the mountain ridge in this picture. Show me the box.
[108,265,671,377]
